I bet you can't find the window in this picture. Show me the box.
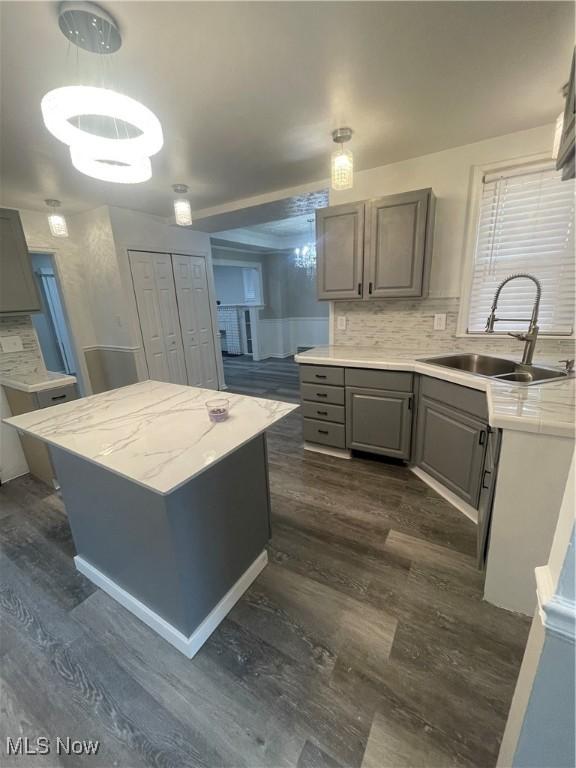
[466,163,575,335]
[241,267,262,305]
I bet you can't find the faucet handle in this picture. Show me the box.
[559,359,575,373]
[508,332,527,341]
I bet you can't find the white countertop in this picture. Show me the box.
[3,380,297,495]
[295,346,575,439]
[1,370,77,393]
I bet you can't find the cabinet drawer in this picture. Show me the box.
[299,365,344,387]
[420,376,487,421]
[301,401,345,424]
[301,383,345,406]
[345,368,413,392]
[303,418,346,449]
[36,385,78,409]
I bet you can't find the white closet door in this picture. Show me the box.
[172,254,219,389]
[129,251,187,385]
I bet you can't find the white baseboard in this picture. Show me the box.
[75,550,268,658]
[303,441,351,460]
[411,466,478,524]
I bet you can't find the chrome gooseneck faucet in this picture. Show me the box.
[485,273,542,366]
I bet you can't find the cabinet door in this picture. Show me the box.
[476,429,501,569]
[364,189,431,298]
[346,386,412,459]
[416,395,487,507]
[316,202,364,300]
[556,50,575,181]
[0,208,41,313]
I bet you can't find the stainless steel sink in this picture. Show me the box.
[420,353,571,386]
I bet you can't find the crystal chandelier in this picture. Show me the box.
[294,243,317,274]
[45,199,68,238]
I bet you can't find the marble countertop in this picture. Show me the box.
[3,380,297,494]
[295,346,575,439]
[1,370,77,393]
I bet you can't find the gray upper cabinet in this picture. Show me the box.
[0,208,40,314]
[364,189,434,298]
[346,386,412,459]
[556,49,575,181]
[316,202,364,300]
[316,189,435,301]
[415,393,487,508]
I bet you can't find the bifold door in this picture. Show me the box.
[171,254,218,389]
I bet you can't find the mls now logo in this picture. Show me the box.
[6,737,100,756]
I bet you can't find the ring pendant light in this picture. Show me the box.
[41,2,163,184]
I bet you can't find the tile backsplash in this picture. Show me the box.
[0,316,46,378]
[333,298,576,359]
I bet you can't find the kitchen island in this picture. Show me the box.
[4,380,297,657]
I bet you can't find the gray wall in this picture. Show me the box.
[211,246,328,321]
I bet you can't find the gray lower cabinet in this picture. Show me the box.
[346,387,412,459]
[415,392,488,508]
[0,208,41,314]
[300,364,347,450]
[364,189,434,298]
[476,428,501,568]
[4,383,79,485]
[316,202,364,300]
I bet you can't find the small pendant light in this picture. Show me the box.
[45,199,69,238]
[172,184,192,226]
[331,127,354,191]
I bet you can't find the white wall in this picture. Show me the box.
[18,208,96,393]
[329,123,556,299]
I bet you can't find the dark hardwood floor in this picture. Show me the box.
[0,408,530,768]
[223,355,300,402]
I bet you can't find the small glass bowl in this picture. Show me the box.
[205,398,230,423]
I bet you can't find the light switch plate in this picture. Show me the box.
[433,313,447,331]
[337,316,347,331]
[0,335,24,353]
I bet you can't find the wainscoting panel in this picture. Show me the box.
[84,346,139,393]
[257,317,328,359]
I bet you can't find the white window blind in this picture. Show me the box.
[467,164,575,335]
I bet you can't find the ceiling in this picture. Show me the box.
[215,212,318,251]
[1,1,573,219]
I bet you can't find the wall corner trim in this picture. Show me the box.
[535,565,576,644]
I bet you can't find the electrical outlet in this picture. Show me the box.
[433,313,447,331]
[337,316,347,331]
[0,335,23,353]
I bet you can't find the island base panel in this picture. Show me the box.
[74,550,268,658]
[50,435,272,652]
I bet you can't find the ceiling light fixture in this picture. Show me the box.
[331,127,354,191]
[45,199,69,238]
[70,146,152,184]
[172,185,192,226]
[41,3,163,184]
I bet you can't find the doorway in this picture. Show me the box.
[30,252,77,377]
